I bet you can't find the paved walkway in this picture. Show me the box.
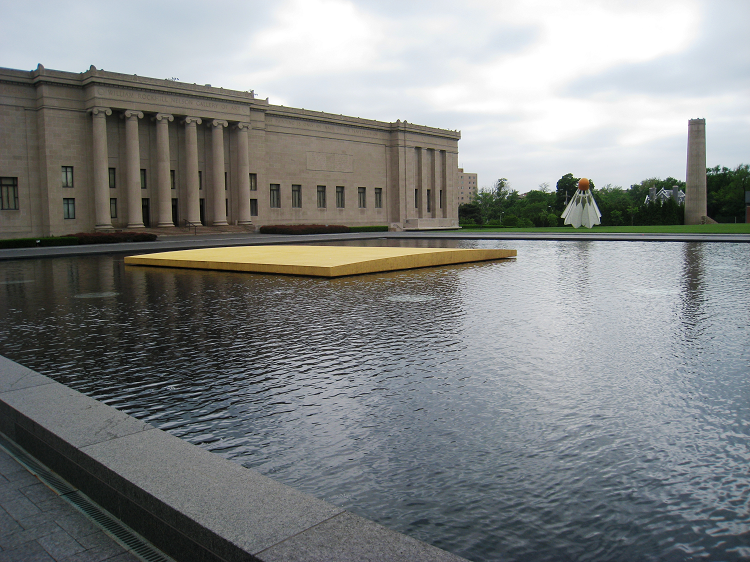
[0,230,748,262]
[0,445,139,562]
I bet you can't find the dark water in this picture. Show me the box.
[1,240,749,562]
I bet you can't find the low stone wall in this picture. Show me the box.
[0,355,465,562]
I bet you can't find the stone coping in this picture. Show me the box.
[0,355,466,562]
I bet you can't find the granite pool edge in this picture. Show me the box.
[0,354,467,562]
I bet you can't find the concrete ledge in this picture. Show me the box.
[0,355,466,562]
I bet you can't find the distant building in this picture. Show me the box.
[644,186,686,205]
[458,168,477,203]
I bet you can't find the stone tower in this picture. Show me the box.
[685,118,707,225]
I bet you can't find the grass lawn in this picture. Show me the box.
[459,224,750,234]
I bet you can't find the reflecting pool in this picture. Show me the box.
[1,240,749,562]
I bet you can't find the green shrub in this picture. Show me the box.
[348,225,388,232]
[259,225,351,235]
[74,232,157,244]
[40,237,79,247]
[0,236,79,249]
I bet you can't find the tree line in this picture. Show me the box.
[458,164,749,227]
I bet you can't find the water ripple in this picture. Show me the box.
[0,241,749,561]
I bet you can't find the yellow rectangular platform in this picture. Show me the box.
[124,245,516,278]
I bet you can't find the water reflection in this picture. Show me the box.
[1,242,749,562]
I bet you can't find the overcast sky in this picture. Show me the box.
[2,0,748,192]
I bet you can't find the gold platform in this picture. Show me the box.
[124,245,516,278]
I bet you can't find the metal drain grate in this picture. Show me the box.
[0,432,174,562]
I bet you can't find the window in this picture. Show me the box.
[199,171,203,190]
[250,199,258,216]
[374,188,382,209]
[415,189,419,208]
[439,189,443,209]
[292,184,302,208]
[140,169,147,190]
[358,187,366,208]
[249,173,257,191]
[63,198,75,219]
[1,177,19,210]
[317,185,326,208]
[427,189,431,213]
[110,198,117,218]
[225,171,228,190]
[225,198,229,217]
[62,166,74,188]
[336,186,345,208]
[109,168,116,189]
[170,170,176,190]
[270,184,281,208]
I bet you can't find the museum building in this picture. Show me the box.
[0,64,462,239]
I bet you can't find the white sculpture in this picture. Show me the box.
[561,178,601,229]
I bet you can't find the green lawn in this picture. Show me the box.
[459,224,750,234]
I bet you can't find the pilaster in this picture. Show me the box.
[90,107,113,231]
[155,113,174,227]
[183,117,202,224]
[210,120,229,226]
[235,123,252,225]
[123,110,144,229]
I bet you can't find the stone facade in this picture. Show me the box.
[0,65,461,238]
[457,168,477,203]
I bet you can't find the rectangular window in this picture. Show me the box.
[336,186,345,208]
[142,198,150,228]
[439,189,443,209]
[172,198,179,225]
[374,188,382,209]
[170,170,176,190]
[358,187,366,208]
[226,198,229,217]
[249,173,257,191]
[199,171,203,190]
[63,198,75,219]
[140,169,147,190]
[415,189,419,208]
[270,184,281,208]
[317,185,326,208]
[427,189,431,213]
[62,166,74,188]
[224,171,228,191]
[108,168,116,189]
[1,177,19,210]
[110,198,117,218]
[250,199,258,216]
[292,184,302,208]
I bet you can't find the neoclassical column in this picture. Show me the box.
[235,123,252,225]
[183,117,202,224]
[155,113,174,227]
[210,119,229,225]
[90,107,113,231]
[124,110,144,229]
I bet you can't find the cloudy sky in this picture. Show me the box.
[3,0,748,192]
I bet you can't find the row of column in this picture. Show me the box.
[414,147,447,219]
[90,107,253,230]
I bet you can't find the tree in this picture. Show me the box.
[556,173,577,211]
[707,164,749,222]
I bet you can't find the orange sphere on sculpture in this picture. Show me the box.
[578,178,590,191]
